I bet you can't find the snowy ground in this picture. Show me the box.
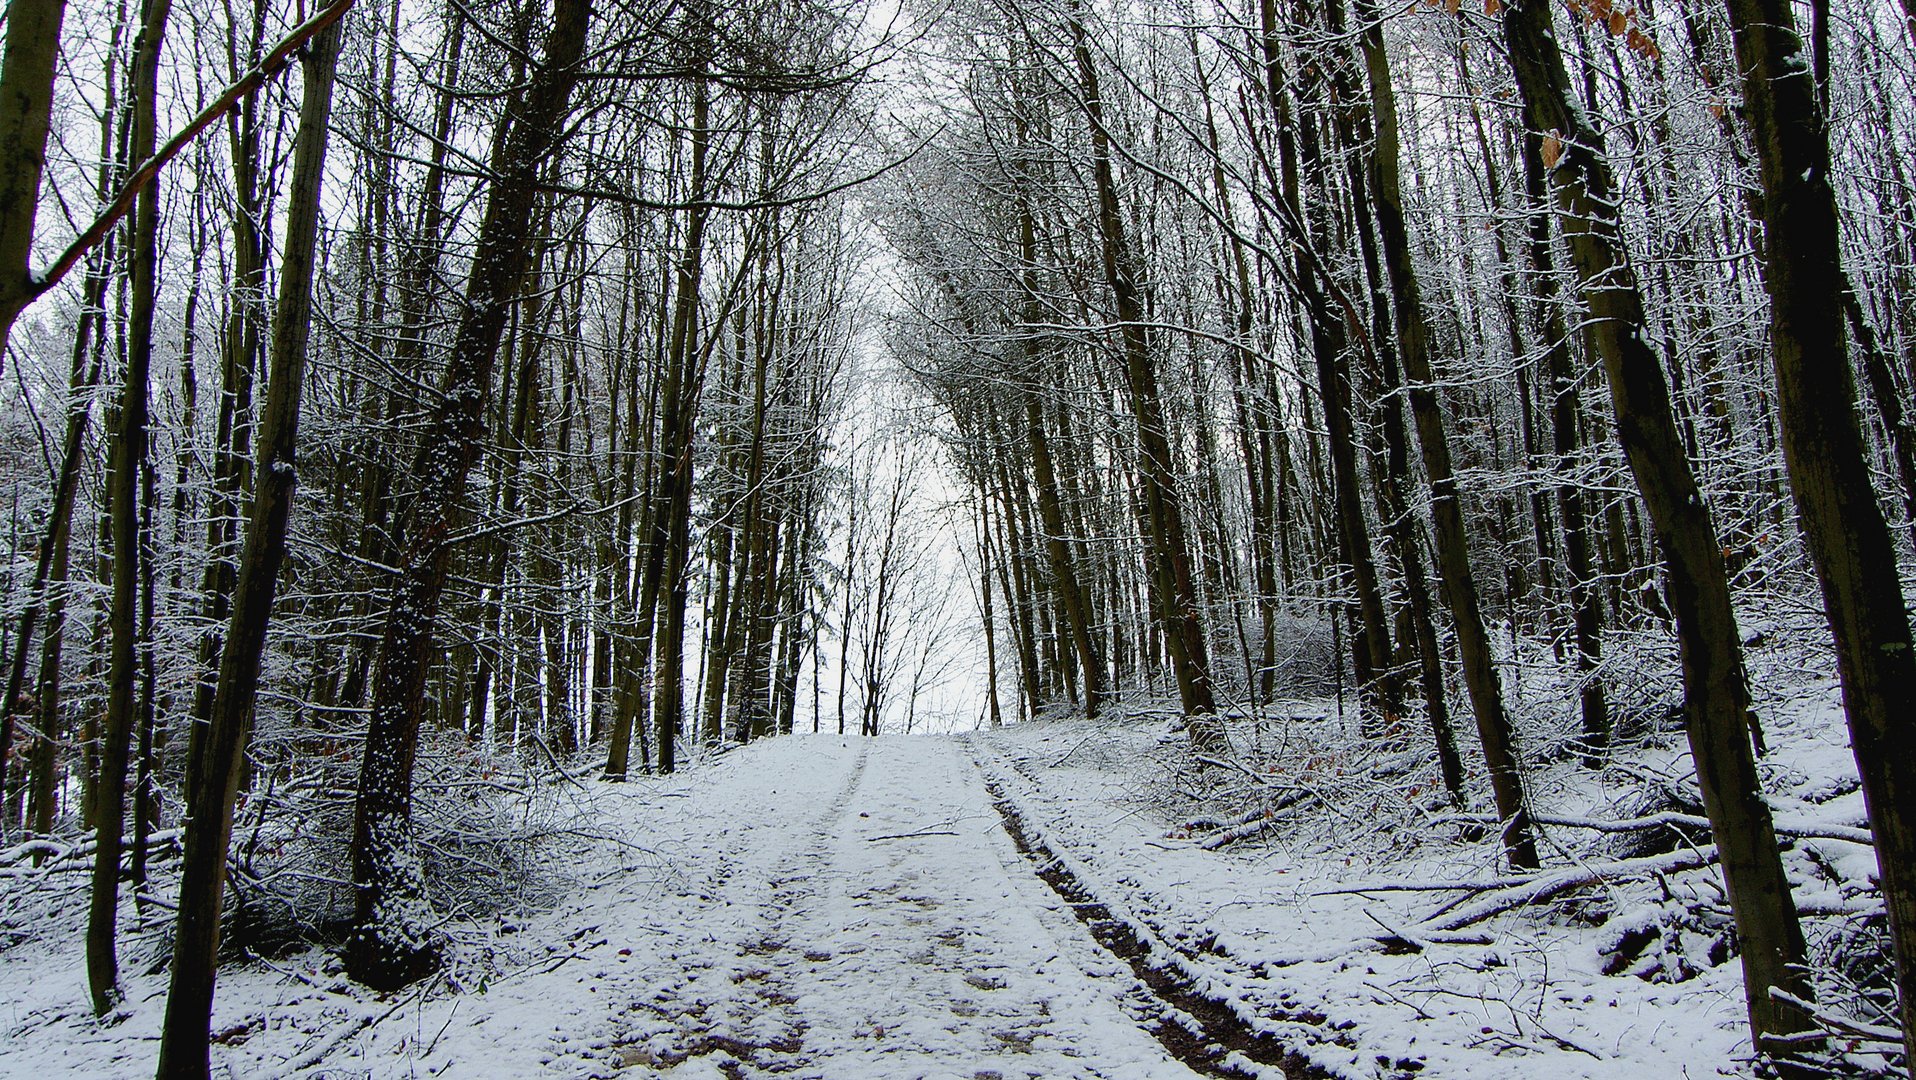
[0,700,1892,1078]
[2,737,1207,1079]
[974,719,1738,1080]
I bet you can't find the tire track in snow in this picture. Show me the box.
[634,737,1204,1079]
[968,736,1343,1080]
[608,742,872,1075]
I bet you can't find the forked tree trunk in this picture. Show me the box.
[0,0,68,342]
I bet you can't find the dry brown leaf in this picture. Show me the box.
[1541,131,1563,169]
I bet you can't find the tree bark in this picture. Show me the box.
[651,71,712,773]
[1723,0,1916,1061]
[1067,5,1221,747]
[1350,0,1535,867]
[1500,0,1811,1050]
[89,0,172,1015]
[1521,130,1611,765]
[0,0,69,342]
[347,0,592,989]
[156,18,342,1076]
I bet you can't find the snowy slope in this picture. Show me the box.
[970,707,1889,1080]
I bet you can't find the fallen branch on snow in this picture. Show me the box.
[1769,989,1903,1050]
[1422,846,1720,933]
[1268,846,1722,966]
[1181,785,1316,850]
[1429,810,1871,846]
[0,828,184,876]
[1198,791,1317,850]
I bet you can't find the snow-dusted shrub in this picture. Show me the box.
[227,730,587,958]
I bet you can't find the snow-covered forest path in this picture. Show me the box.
[9,717,1856,1079]
[595,735,1203,1079]
[4,735,1236,1080]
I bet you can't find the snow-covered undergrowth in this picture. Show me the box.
[971,616,1898,1079]
[0,738,668,1077]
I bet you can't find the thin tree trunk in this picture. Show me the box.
[652,72,712,774]
[156,19,343,1076]
[1350,0,1536,867]
[1066,6,1220,746]
[89,0,172,1015]
[1518,129,1611,763]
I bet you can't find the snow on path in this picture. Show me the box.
[0,735,1209,1079]
[607,735,1204,1079]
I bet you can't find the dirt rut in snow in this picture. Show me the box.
[975,763,1333,1080]
[613,737,1209,1079]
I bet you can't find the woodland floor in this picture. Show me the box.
[0,688,1892,1079]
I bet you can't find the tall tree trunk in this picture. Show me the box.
[1350,0,1536,867]
[347,0,591,989]
[977,496,1004,728]
[187,0,270,750]
[651,71,712,774]
[1066,6,1221,747]
[89,0,172,1015]
[1516,128,1611,764]
[156,18,343,1076]
[1723,0,1916,1061]
[1251,0,1399,721]
[1341,146,1467,810]
[1500,0,1811,1050]
[1,260,111,822]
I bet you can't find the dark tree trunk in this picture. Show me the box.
[1066,4,1220,746]
[1349,0,1536,867]
[651,73,713,774]
[1519,131,1611,764]
[89,0,171,1015]
[156,19,342,1076]
[1723,0,1916,1061]
[0,0,67,341]
[346,0,592,989]
[1500,0,1811,1050]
